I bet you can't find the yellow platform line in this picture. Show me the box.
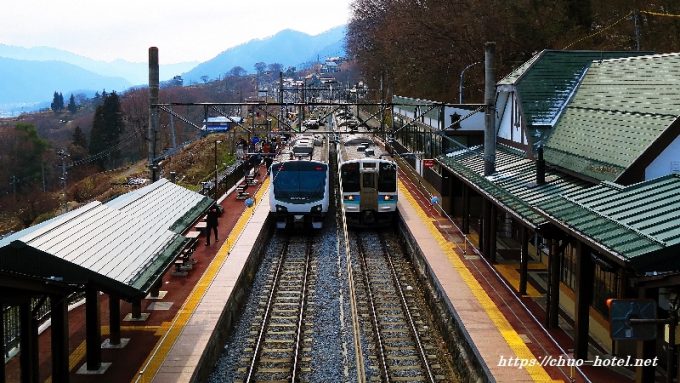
[495,264,543,297]
[133,179,270,383]
[399,182,558,382]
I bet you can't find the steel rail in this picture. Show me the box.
[356,236,391,382]
[379,234,437,383]
[291,238,313,382]
[244,236,290,383]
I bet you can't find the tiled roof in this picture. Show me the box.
[536,174,680,271]
[0,179,212,297]
[498,50,648,128]
[438,145,590,228]
[544,53,680,182]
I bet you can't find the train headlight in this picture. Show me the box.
[383,195,392,201]
[311,204,322,213]
[345,195,354,201]
[276,205,288,213]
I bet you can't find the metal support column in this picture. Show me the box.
[480,200,488,255]
[131,299,142,319]
[109,295,121,346]
[489,204,497,263]
[574,243,593,359]
[51,294,70,382]
[85,286,101,370]
[462,185,470,234]
[636,287,659,383]
[19,300,38,383]
[519,227,529,295]
[546,238,561,329]
[0,304,5,383]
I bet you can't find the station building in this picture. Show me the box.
[393,50,680,381]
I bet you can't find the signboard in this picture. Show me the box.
[609,299,657,340]
[423,159,435,168]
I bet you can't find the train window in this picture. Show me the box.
[362,162,375,168]
[378,162,397,192]
[272,162,328,203]
[341,163,360,192]
[362,173,375,189]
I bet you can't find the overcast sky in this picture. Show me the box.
[2,0,352,64]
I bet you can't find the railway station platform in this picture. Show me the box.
[4,161,634,383]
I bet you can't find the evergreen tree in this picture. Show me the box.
[50,91,64,112]
[72,126,87,148]
[67,94,77,113]
[13,123,48,189]
[89,92,123,169]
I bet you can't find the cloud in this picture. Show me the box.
[0,0,350,63]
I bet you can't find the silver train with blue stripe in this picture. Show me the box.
[337,128,398,227]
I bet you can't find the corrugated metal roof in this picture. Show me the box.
[438,145,590,228]
[544,52,680,182]
[392,95,442,120]
[499,50,649,128]
[0,179,212,296]
[536,174,680,271]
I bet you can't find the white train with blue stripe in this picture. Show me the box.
[269,133,330,229]
[337,129,398,227]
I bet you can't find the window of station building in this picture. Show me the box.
[592,262,618,315]
[560,244,577,291]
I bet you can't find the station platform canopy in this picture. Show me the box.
[0,178,213,300]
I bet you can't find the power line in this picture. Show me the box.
[563,11,633,50]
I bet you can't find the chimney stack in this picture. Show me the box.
[148,47,159,181]
[536,146,546,185]
[483,42,496,176]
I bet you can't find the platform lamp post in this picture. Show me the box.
[214,140,222,199]
[459,61,481,104]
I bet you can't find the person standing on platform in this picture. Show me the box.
[206,205,219,246]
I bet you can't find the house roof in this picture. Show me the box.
[544,52,680,182]
[438,145,590,228]
[392,95,442,120]
[0,179,212,299]
[536,174,680,272]
[498,50,650,129]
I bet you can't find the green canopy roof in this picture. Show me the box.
[536,174,680,272]
[438,145,589,228]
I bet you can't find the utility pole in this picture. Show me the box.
[58,149,69,212]
[148,47,160,182]
[483,42,496,176]
[279,71,284,133]
[10,175,17,201]
[634,9,641,51]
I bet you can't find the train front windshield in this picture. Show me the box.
[378,162,397,192]
[272,162,328,203]
[341,163,360,192]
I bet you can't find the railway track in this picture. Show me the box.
[350,231,457,383]
[237,235,316,382]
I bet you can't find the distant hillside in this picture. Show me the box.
[183,25,346,83]
[0,44,198,85]
[0,57,131,105]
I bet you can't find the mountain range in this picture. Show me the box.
[0,25,346,115]
[182,25,347,83]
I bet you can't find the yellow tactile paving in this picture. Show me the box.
[495,263,544,297]
[398,181,559,382]
[133,179,270,383]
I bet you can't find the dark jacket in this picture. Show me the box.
[207,207,219,227]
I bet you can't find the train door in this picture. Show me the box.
[361,162,378,213]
